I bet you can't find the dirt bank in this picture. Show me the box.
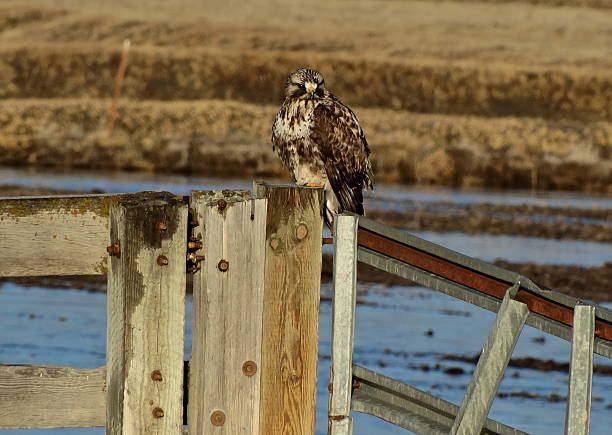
[1,45,611,122]
[1,99,610,192]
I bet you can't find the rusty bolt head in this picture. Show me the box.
[242,360,257,377]
[151,370,163,382]
[217,259,229,272]
[157,255,168,266]
[296,223,309,240]
[106,240,121,257]
[156,222,168,232]
[188,241,203,250]
[217,199,228,212]
[152,407,164,419]
[210,410,226,426]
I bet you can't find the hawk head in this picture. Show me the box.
[284,68,327,100]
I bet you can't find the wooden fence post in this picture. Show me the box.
[254,182,324,435]
[188,191,267,434]
[106,192,187,435]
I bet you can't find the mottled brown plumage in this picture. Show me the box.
[272,68,373,229]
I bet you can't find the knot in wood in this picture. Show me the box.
[210,410,226,426]
[152,407,164,419]
[270,237,280,251]
[242,360,257,377]
[156,222,168,232]
[106,240,121,257]
[156,255,169,266]
[150,370,163,381]
[217,259,229,272]
[296,223,309,240]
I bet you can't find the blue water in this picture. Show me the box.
[2,167,612,210]
[1,283,612,435]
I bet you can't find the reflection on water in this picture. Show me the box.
[1,283,612,435]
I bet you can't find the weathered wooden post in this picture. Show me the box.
[255,182,324,435]
[188,190,267,434]
[106,192,188,434]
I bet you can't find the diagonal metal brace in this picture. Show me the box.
[451,282,528,435]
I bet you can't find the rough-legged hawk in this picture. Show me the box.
[272,67,373,230]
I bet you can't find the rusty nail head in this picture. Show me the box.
[211,410,225,426]
[157,255,168,266]
[296,223,309,240]
[217,199,227,211]
[188,241,203,250]
[151,370,162,381]
[322,237,334,245]
[242,360,257,377]
[106,240,121,257]
[152,407,164,418]
[157,222,168,232]
[218,259,229,272]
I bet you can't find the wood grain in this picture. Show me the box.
[0,194,124,277]
[0,364,106,429]
[188,191,267,434]
[106,192,187,435]
[254,182,324,435]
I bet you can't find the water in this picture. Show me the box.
[1,168,611,434]
[2,283,612,435]
[3,167,612,209]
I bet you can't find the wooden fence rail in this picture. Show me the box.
[0,185,324,434]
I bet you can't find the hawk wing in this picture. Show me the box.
[310,100,372,215]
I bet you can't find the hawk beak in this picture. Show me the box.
[305,83,317,94]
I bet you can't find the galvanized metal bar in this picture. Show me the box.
[564,304,595,435]
[451,286,529,435]
[328,214,359,435]
[351,365,528,435]
[355,220,612,359]
[358,247,612,359]
[357,215,612,325]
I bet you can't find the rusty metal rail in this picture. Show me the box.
[356,216,612,358]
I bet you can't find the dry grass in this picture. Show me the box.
[1,99,609,192]
[1,45,611,122]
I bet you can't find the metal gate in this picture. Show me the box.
[327,214,612,435]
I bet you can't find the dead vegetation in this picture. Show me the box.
[1,99,610,191]
[1,45,611,122]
